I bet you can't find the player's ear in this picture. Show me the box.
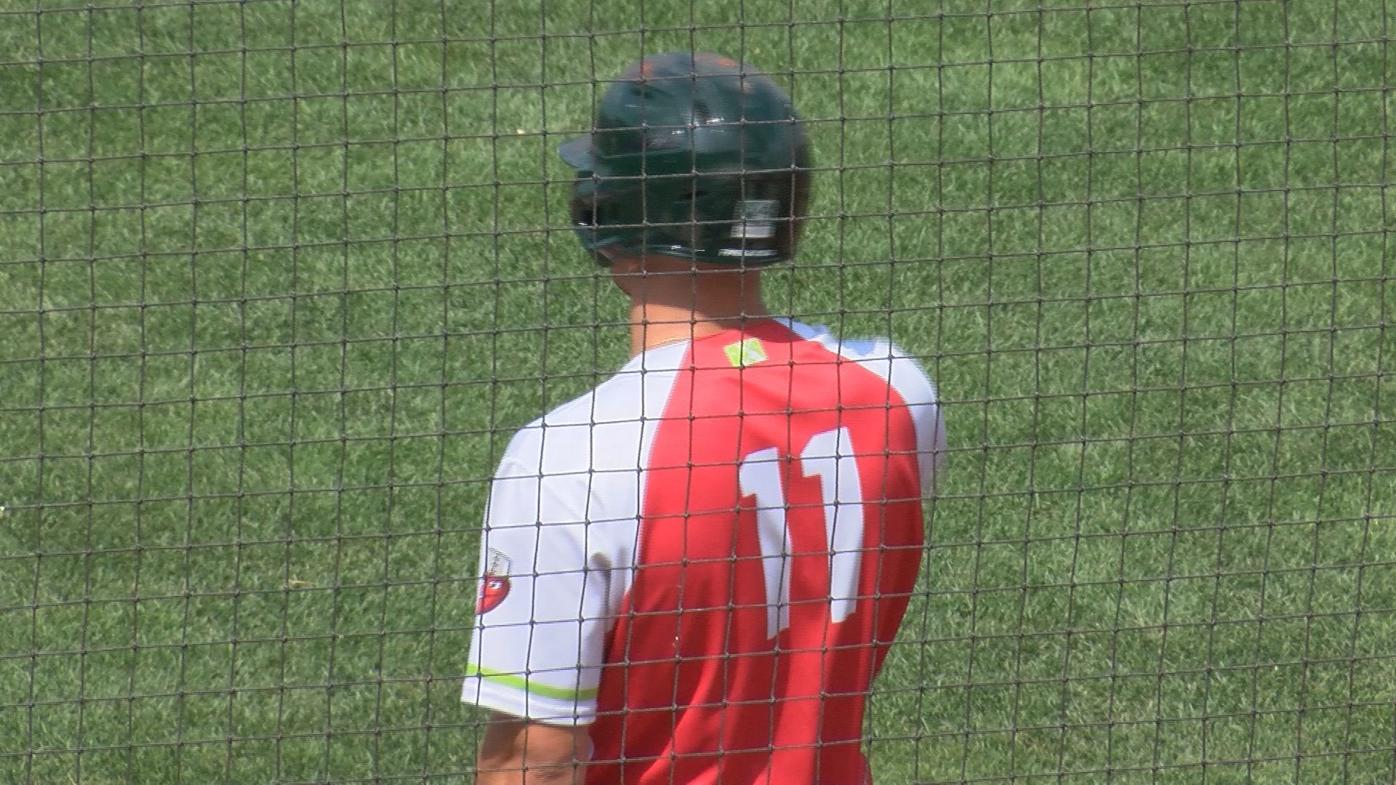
[608,254,644,296]
[607,253,640,275]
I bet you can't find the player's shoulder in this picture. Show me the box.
[780,318,939,407]
[495,340,689,477]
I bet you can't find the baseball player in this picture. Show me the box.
[463,52,945,785]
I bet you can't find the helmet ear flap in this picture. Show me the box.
[569,176,606,261]
[671,185,704,251]
[569,188,597,231]
[569,174,639,264]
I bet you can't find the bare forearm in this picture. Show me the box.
[475,758,583,785]
[474,712,588,785]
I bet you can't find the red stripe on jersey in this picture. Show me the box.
[587,321,924,785]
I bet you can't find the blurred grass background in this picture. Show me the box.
[1,0,1393,783]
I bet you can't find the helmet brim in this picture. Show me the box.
[558,135,594,169]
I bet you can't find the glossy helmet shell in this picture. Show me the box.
[560,52,813,266]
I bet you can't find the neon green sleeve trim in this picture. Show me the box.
[465,663,599,702]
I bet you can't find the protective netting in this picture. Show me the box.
[2,1,1393,783]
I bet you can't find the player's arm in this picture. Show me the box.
[463,427,616,778]
[475,712,590,785]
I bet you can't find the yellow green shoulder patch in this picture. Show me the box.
[724,336,767,368]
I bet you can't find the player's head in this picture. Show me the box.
[559,52,813,268]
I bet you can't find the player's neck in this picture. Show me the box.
[609,254,773,356]
[626,281,771,356]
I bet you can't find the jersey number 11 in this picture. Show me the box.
[738,427,865,639]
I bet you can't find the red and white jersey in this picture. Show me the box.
[462,318,945,785]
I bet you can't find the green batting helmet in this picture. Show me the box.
[560,52,813,266]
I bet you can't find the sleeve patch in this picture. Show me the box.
[476,548,513,614]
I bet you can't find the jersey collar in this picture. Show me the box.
[619,339,692,374]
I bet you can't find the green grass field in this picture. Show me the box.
[2,0,1394,783]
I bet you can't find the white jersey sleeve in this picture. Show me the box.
[460,428,613,725]
[461,342,688,725]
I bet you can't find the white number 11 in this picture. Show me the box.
[738,427,865,638]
